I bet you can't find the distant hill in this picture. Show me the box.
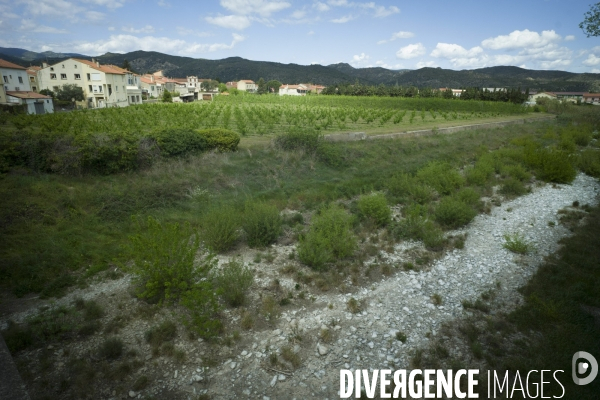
[1,47,599,92]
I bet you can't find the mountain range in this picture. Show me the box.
[1,47,599,92]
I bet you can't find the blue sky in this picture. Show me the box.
[1,0,599,73]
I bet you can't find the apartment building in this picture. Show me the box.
[1,58,53,114]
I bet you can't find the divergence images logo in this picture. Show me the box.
[572,351,598,386]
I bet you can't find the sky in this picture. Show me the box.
[1,0,600,73]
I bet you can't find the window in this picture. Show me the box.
[115,85,118,92]
[50,67,54,71]
[61,74,67,79]
[2,76,7,83]
[74,65,77,69]
[50,73,57,79]
[91,73,101,81]
[62,64,65,68]
[87,73,91,80]
[32,86,37,92]
[18,77,23,84]
[30,76,35,82]
[15,87,20,91]
[151,86,155,91]
[89,85,93,92]
[74,74,81,80]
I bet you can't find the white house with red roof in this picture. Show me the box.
[237,80,257,92]
[1,59,53,114]
[38,58,133,108]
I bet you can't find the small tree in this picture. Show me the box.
[580,2,600,37]
[122,59,132,71]
[55,84,84,102]
[218,82,228,93]
[39,89,55,98]
[162,90,173,103]
[257,78,267,94]
[442,87,454,99]
[266,80,282,93]
[200,80,218,92]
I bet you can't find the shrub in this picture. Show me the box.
[537,149,577,183]
[356,192,391,226]
[434,197,477,229]
[200,204,240,253]
[129,216,209,304]
[98,337,124,360]
[502,164,531,182]
[151,128,206,157]
[298,204,356,270]
[145,321,177,348]
[392,211,445,251]
[503,233,532,254]
[274,127,321,153]
[315,142,346,167]
[416,161,465,195]
[577,149,600,178]
[242,201,282,248]
[215,259,254,307]
[465,156,495,186]
[385,173,433,204]
[455,187,481,208]
[197,128,240,152]
[500,178,527,196]
[128,216,221,338]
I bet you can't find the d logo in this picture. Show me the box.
[572,351,598,385]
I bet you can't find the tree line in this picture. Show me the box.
[321,83,530,104]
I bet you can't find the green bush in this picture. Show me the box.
[215,259,254,307]
[145,321,177,347]
[434,197,477,229]
[151,128,206,157]
[455,187,481,208]
[416,161,465,195]
[129,216,209,304]
[274,127,321,153]
[537,149,577,183]
[242,201,282,248]
[201,204,240,253]
[577,149,600,178]
[465,155,496,186]
[392,207,445,251]
[385,173,433,204]
[298,204,356,270]
[356,192,391,226]
[315,142,346,167]
[500,178,528,196]
[502,164,531,182]
[197,128,240,152]
[98,337,124,359]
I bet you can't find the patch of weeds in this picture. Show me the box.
[395,331,407,343]
[430,342,450,359]
[215,258,254,307]
[241,311,254,330]
[470,342,484,359]
[261,295,281,321]
[280,345,301,368]
[502,232,532,254]
[462,299,490,313]
[381,264,393,276]
[346,297,362,314]
[402,262,415,271]
[416,161,465,195]
[78,320,101,336]
[98,337,124,360]
[264,251,276,263]
[145,320,177,348]
[410,348,424,368]
[319,327,333,343]
[548,221,556,227]
[200,204,240,253]
[132,375,150,391]
[269,352,278,366]
[431,293,443,306]
[104,315,128,334]
[253,253,262,263]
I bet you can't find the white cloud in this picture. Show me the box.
[19,19,68,33]
[19,0,84,21]
[122,25,155,34]
[591,68,600,73]
[372,5,399,18]
[85,11,106,22]
[72,33,245,56]
[481,29,562,50]
[308,30,315,35]
[82,0,124,9]
[176,27,212,37]
[331,15,354,23]
[416,60,437,68]
[396,43,426,59]
[328,0,348,5]
[220,0,291,17]
[375,60,404,69]
[378,31,414,44]
[565,35,575,41]
[108,26,115,31]
[157,0,170,7]
[431,43,483,58]
[353,52,369,61]
[314,2,330,12]
[290,9,307,18]
[206,15,251,30]
[583,54,600,66]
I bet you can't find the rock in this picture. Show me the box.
[273,329,281,335]
[128,391,136,398]
[241,351,248,356]
[368,342,374,349]
[317,344,329,356]
[278,374,286,381]
[174,370,178,379]
[270,375,278,387]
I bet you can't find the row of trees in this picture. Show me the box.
[321,83,530,104]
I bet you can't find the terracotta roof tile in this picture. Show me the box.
[0,59,26,70]
[6,91,52,99]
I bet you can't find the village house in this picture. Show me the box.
[38,58,131,108]
[237,80,257,93]
[1,59,53,114]
[583,93,600,104]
